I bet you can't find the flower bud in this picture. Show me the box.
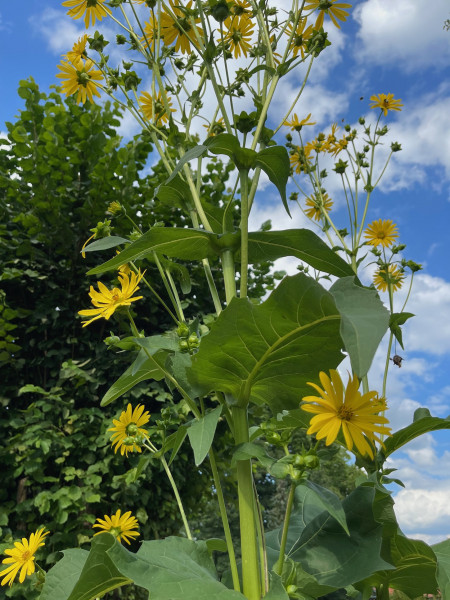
[177,323,190,338]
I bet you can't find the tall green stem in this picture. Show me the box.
[209,450,241,592]
[275,482,296,576]
[160,454,193,540]
[232,406,261,600]
[239,169,249,299]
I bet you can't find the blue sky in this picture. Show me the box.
[1,0,450,544]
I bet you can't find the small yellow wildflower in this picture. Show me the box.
[93,510,139,544]
[78,270,144,327]
[284,113,316,131]
[222,15,254,58]
[56,59,103,105]
[364,219,399,247]
[65,34,88,67]
[301,370,391,459]
[0,529,49,587]
[370,93,403,117]
[160,0,203,54]
[373,264,404,293]
[286,18,314,58]
[304,192,333,220]
[304,0,352,29]
[62,0,111,29]
[139,91,175,127]
[109,403,150,456]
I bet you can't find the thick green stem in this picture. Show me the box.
[232,406,261,600]
[209,450,241,592]
[221,250,237,304]
[275,482,296,576]
[239,169,249,299]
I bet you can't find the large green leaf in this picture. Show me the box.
[100,349,166,407]
[300,480,349,535]
[330,277,390,377]
[190,273,343,412]
[254,146,291,217]
[380,407,450,459]
[360,534,438,597]
[246,229,354,278]
[66,534,131,600]
[156,174,193,212]
[187,405,222,466]
[432,538,450,600]
[266,486,391,588]
[264,572,290,600]
[40,549,89,600]
[107,535,246,600]
[87,227,218,275]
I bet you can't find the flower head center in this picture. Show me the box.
[111,288,121,302]
[231,29,243,43]
[110,526,122,538]
[294,35,304,47]
[337,405,354,421]
[126,423,139,436]
[318,0,333,9]
[77,71,91,87]
[21,550,33,562]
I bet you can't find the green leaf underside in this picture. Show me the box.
[190,273,344,412]
[82,236,130,253]
[67,534,132,600]
[254,146,291,217]
[87,228,217,275]
[187,405,223,466]
[40,549,89,600]
[100,349,166,407]
[266,486,391,589]
[432,538,450,600]
[330,277,390,377]
[381,409,450,458]
[366,535,438,597]
[247,230,354,278]
[301,480,349,535]
[107,536,246,600]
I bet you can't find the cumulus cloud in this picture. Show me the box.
[354,0,450,69]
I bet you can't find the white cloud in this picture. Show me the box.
[394,486,450,535]
[354,0,450,69]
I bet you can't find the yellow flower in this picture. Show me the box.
[328,134,348,156]
[78,270,144,327]
[222,15,254,58]
[107,201,122,215]
[301,370,391,459]
[62,0,111,28]
[139,91,175,126]
[286,17,314,58]
[141,14,158,52]
[370,93,403,117]
[56,59,103,105]
[373,264,404,293]
[284,112,316,131]
[0,529,49,587]
[231,0,253,16]
[304,192,333,220]
[364,219,399,247]
[203,118,226,137]
[304,0,352,29]
[65,34,88,67]
[109,403,150,456]
[160,0,203,54]
[290,146,312,174]
[93,509,139,544]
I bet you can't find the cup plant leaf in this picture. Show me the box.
[189,273,344,413]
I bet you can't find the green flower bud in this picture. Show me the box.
[333,159,348,174]
[126,423,139,436]
[179,339,189,352]
[358,116,366,125]
[293,454,305,467]
[304,454,320,469]
[188,333,199,347]
[177,323,190,338]
[210,0,231,22]
[116,34,127,45]
[391,142,402,152]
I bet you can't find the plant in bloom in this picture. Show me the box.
[62,0,111,28]
[160,0,203,55]
[301,370,391,459]
[78,270,144,327]
[286,17,314,58]
[284,112,316,131]
[222,15,255,58]
[304,0,352,29]
[139,91,175,126]
[109,403,150,456]
[93,510,139,544]
[370,93,403,116]
[373,264,405,293]
[56,59,103,105]
[65,34,88,67]
[364,219,399,247]
[304,192,333,220]
[0,529,49,587]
